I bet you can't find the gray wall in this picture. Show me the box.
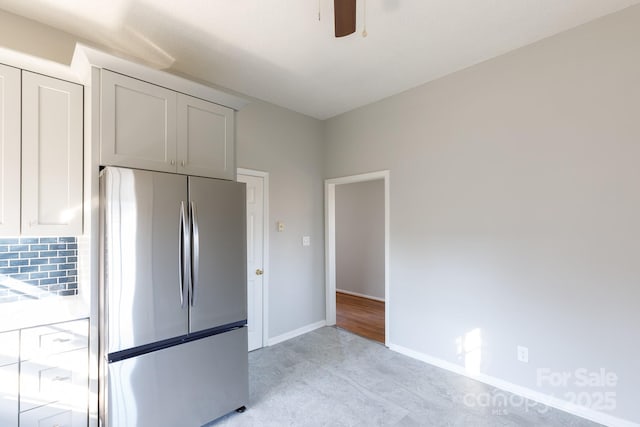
[236,101,326,338]
[0,10,327,340]
[325,5,640,423]
[335,180,385,300]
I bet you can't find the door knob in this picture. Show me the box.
[255,269,263,276]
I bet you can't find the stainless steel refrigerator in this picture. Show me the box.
[99,166,248,427]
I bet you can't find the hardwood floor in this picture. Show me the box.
[336,291,385,343]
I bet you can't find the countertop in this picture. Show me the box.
[0,295,89,332]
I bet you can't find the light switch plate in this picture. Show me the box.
[302,236,311,246]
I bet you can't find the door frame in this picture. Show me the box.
[325,170,390,346]
[237,168,270,348]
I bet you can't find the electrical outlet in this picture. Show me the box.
[517,346,529,363]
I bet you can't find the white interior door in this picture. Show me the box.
[237,173,265,351]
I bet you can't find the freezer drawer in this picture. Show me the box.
[106,327,248,427]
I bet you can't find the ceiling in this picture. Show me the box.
[1,0,638,119]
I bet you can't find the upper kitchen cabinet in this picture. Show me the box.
[100,70,177,173]
[0,64,21,236]
[100,69,235,180]
[21,71,83,236]
[177,94,234,179]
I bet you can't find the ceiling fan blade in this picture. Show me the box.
[334,0,356,37]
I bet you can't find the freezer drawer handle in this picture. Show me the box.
[190,201,199,307]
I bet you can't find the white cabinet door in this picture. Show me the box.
[0,331,19,427]
[19,320,88,427]
[21,71,83,236]
[0,363,18,427]
[101,70,177,173]
[20,348,88,413]
[0,64,21,236]
[177,94,235,179]
[19,405,79,427]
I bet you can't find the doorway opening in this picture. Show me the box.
[325,171,389,345]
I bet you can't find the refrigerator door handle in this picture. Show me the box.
[190,201,200,307]
[179,201,190,308]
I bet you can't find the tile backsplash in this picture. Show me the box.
[0,237,78,303]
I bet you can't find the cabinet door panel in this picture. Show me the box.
[101,70,177,172]
[21,320,88,361]
[19,403,86,427]
[0,330,19,366]
[0,64,20,236]
[0,363,18,427]
[20,347,88,413]
[177,94,234,180]
[21,71,83,236]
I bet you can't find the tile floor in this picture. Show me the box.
[210,327,601,427]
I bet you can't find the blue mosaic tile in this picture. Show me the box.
[2,236,78,303]
[19,237,39,244]
[49,271,67,278]
[19,252,38,259]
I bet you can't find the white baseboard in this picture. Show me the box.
[267,320,327,346]
[389,343,639,427]
[336,288,385,302]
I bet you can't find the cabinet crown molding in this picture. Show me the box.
[0,46,81,84]
[71,43,250,111]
